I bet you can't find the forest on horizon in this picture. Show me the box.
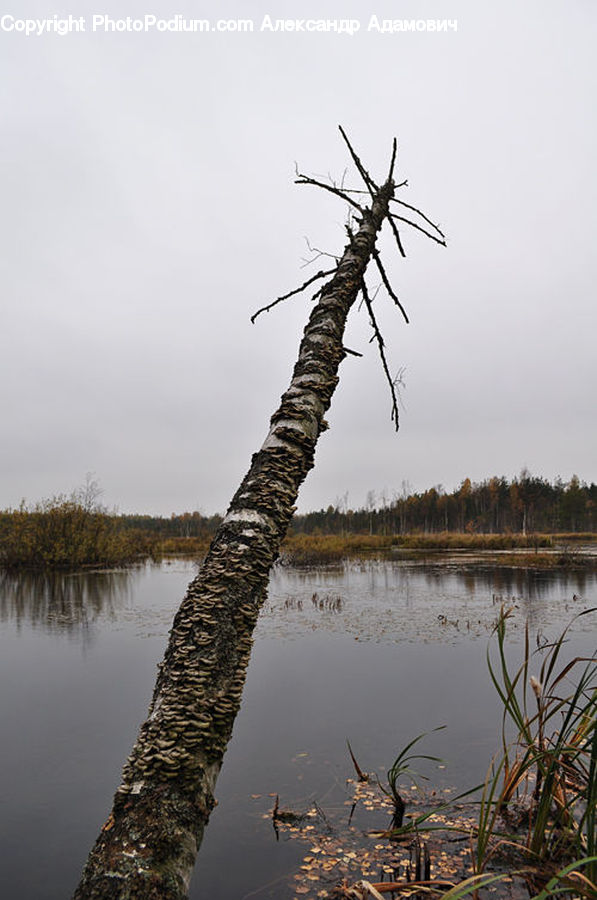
[122,472,596,537]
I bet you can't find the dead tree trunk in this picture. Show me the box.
[73,131,443,899]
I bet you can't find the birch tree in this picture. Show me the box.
[73,128,445,900]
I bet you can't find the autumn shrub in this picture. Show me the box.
[0,497,157,570]
[155,535,211,556]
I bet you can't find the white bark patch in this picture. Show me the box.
[284,388,325,417]
[223,510,275,530]
[290,373,327,387]
[261,433,289,450]
[304,333,335,347]
[272,416,317,441]
[130,782,145,795]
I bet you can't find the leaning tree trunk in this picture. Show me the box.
[73,135,440,899]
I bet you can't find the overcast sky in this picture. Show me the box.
[2,0,596,516]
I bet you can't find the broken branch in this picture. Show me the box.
[338,125,379,198]
[296,172,364,212]
[386,214,407,258]
[388,137,397,182]
[372,249,409,324]
[391,198,445,240]
[361,280,401,430]
[251,268,335,323]
[390,214,447,246]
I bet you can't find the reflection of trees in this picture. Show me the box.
[416,564,591,602]
[473,566,591,600]
[271,560,593,610]
[0,568,134,635]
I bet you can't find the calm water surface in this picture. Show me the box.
[0,559,595,899]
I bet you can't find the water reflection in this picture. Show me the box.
[1,560,594,647]
[0,558,595,900]
[264,561,596,645]
[0,567,133,635]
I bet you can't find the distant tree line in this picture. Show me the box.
[2,473,594,570]
[119,511,223,539]
[289,473,596,536]
[118,472,596,537]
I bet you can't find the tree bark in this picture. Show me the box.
[73,180,395,899]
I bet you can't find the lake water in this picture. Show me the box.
[0,558,595,899]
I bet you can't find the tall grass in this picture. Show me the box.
[394,532,553,551]
[381,607,597,899]
[281,533,394,564]
[474,606,597,892]
[280,532,558,565]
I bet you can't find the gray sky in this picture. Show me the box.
[2,1,596,515]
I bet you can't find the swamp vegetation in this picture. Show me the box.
[1,499,595,573]
[327,607,597,900]
[2,474,595,573]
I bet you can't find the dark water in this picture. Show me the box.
[0,560,595,899]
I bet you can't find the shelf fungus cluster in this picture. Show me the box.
[74,132,443,900]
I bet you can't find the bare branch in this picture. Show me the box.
[372,249,409,324]
[390,214,447,246]
[361,279,400,430]
[300,237,340,267]
[309,283,327,304]
[388,137,397,182]
[386,214,407,258]
[338,125,379,197]
[251,268,335,324]
[393,366,407,412]
[295,172,364,212]
[392,198,445,239]
[343,345,363,358]
[359,281,381,314]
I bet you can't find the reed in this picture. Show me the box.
[380,728,445,830]
[472,606,597,893]
[394,532,553,551]
[380,606,597,898]
[281,533,394,564]
[279,532,560,565]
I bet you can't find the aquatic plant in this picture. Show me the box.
[469,605,597,893]
[380,728,445,830]
[363,607,597,898]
